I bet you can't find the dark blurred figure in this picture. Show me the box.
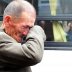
[38,20,54,41]
[39,20,45,29]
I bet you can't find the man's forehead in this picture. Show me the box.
[20,12,36,19]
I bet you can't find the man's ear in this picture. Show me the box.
[3,15,12,27]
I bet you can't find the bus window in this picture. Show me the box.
[37,20,72,42]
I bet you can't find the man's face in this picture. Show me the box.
[12,12,36,37]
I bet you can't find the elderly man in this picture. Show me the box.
[0,0,46,72]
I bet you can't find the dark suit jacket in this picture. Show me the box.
[0,25,46,72]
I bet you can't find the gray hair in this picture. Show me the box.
[3,0,36,18]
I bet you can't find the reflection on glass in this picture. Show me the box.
[38,0,72,16]
[49,0,58,16]
[37,20,72,42]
